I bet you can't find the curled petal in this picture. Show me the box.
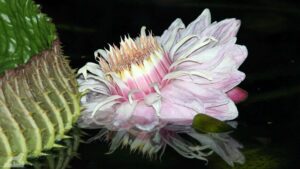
[78,75,111,95]
[91,95,122,117]
[79,96,121,129]
[94,49,109,62]
[77,62,105,79]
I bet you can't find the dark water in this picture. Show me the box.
[31,0,300,169]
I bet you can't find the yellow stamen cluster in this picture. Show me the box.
[99,27,163,75]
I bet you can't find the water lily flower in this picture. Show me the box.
[77,9,247,166]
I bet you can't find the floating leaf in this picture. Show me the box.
[192,114,234,133]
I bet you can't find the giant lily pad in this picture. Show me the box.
[0,0,56,74]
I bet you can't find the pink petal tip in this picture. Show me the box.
[227,87,248,103]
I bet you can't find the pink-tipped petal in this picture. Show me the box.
[227,87,248,103]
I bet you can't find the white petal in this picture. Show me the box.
[188,132,245,166]
[169,35,198,58]
[114,101,137,127]
[77,62,104,79]
[144,93,162,117]
[205,100,239,121]
[200,18,241,45]
[130,102,159,131]
[179,8,211,38]
[94,49,109,61]
[159,18,185,52]
[163,70,213,81]
[91,95,122,117]
[106,72,130,95]
[174,38,236,72]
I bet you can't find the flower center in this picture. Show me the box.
[98,27,171,99]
